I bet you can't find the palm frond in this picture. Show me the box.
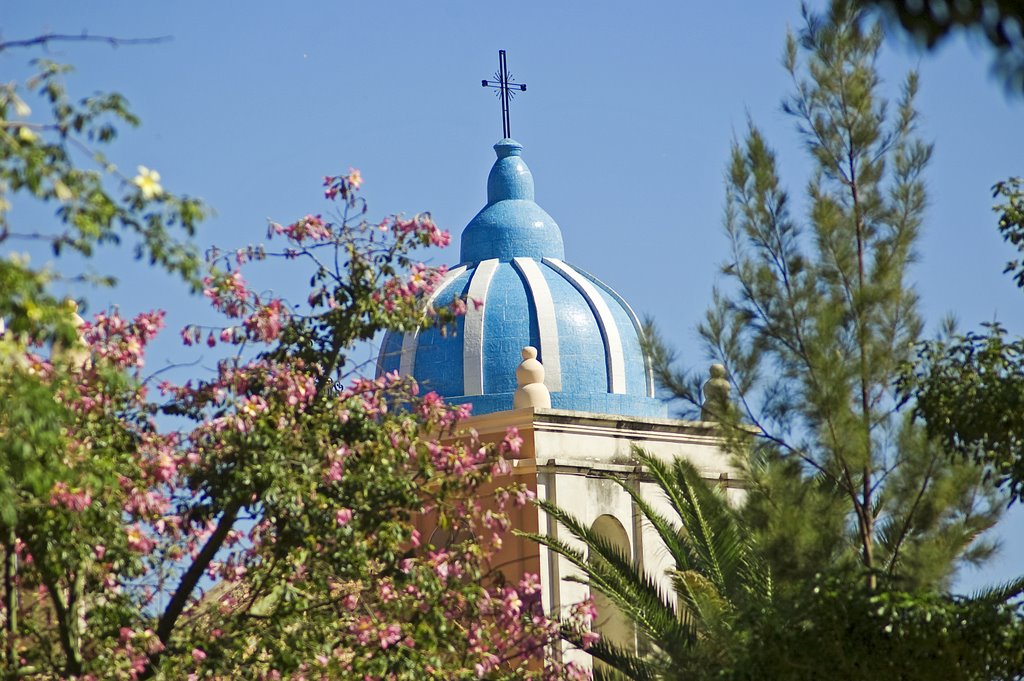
[597,470,734,621]
[670,569,733,632]
[600,464,695,574]
[634,448,770,606]
[519,502,695,653]
[567,633,661,681]
[639,452,731,588]
[519,510,682,639]
[968,573,1024,604]
[521,447,775,679]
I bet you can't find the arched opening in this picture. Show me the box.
[589,514,636,672]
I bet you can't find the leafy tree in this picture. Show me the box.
[0,36,204,679]
[736,572,1024,681]
[651,0,1000,592]
[531,448,1024,681]
[0,43,206,324]
[906,178,1024,504]
[865,0,1024,503]
[0,41,589,680]
[855,0,1024,93]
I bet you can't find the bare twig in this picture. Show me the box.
[0,33,171,53]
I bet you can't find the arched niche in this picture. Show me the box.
[589,514,636,669]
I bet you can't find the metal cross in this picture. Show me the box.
[481,50,527,139]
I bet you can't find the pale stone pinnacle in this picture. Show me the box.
[514,346,551,409]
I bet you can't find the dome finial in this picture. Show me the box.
[487,139,532,203]
[494,138,523,158]
[459,139,565,263]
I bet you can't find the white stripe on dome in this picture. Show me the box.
[512,257,562,392]
[544,258,627,394]
[398,265,468,376]
[463,259,500,396]
[566,263,655,398]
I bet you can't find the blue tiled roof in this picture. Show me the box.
[377,139,665,419]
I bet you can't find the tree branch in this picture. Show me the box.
[3,530,18,679]
[0,33,171,52]
[140,501,241,679]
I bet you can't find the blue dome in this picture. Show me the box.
[377,140,665,419]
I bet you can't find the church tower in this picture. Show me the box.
[378,138,735,665]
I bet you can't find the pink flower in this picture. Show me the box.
[378,623,402,649]
[243,299,284,342]
[571,598,598,623]
[126,525,156,554]
[474,653,500,677]
[379,581,397,602]
[324,459,344,482]
[502,587,523,616]
[519,573,541,595]
[275,214,332,243]
[581,630,601,649]
[428,550,450,579]
[514,486,535,506]
[335,508,353,526]
[323,446,348,483]
[502,427,523,454]
[348,168,363,190]
[192,648,207,663]
[94,545,106,560]
[48,481,92,511]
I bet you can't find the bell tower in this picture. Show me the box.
[378,132,736,668]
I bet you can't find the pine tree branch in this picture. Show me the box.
[885,452,938,576]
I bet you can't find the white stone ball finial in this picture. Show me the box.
[514,346,551,409]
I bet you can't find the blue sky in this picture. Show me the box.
[6,1,1022,591]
